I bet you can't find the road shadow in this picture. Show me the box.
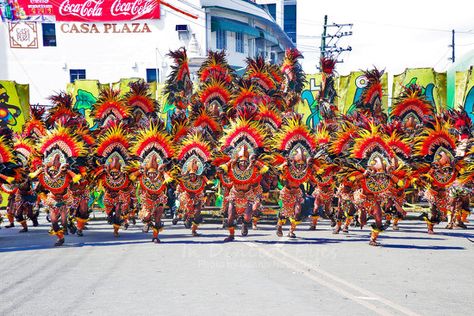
[255,237,369,245]
[399,229,474,239]
[381,244,465,250]
[378,235,445,241]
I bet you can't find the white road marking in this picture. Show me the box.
[275,248,421,316]
[248,243,394,316]
[245,241,421,316]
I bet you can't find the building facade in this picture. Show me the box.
[256,0,297,44]
[0,0,294,104]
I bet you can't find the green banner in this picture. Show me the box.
[455,66,474,122]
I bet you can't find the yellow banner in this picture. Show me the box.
[66,80,101,127]
[297,73,323,129]
[336,71,389,115]
[0,81,30,207]
[296,71,388,128]
[0,80,29,132]
[392,68,447,113]
[111,78,157,97]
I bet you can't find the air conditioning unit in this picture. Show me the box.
[176,24,190,40]
[175,24,190,32]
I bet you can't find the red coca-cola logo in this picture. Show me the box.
[19,0,161,21]
[111,0,157,18]
[59,0,104,18]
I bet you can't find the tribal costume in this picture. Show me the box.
[341,123,403,246]
[12,134,39,232]
[318,57,338,122]
[175,133,213,236]
[22,105,47,141]
[390,84,435,139]
[164,48,193,124]
[218,119,269,242]
[381,129,412,230]
[94,123,135,237]
[413,119,462,234]
[197,50,235,127]
[309,125,338,231]
[91,87,131,129]
[30,125,85,246]
[125,79,159,129]
[273,119,316,238]
[354,69,387,125]
[45,91,80,128]
[131,123,173,243]
[69,124,94,236]
[280,48,306,117]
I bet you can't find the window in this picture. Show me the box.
[42,23,56,47]
[69,69,86,83]
[146,68,159,83]
[235,32,244,53]
[284,4,296,43]
[267,4,276,20]
[216,29,226,50]
[255,37,265,58]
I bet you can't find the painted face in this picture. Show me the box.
[46,154,62,177]
[147,169,158,180]
[209,100,222,116]
[293,159,307,172]
[373,98,382,116]
[238,159,248,170]
[47,164,60,177]
[110,169,121,179]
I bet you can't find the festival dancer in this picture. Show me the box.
[94,123,135,237]
[30,124,85,246]
[125,79,159,129]
[413,119,463,234]
[273,119,316,238]
[131,123,174,243]
[11,134,39,232]
[68,124,95,236]
[175,133,213,236]
[382,126,413,230]
[256,105,283,229]
[164,48,193,126]
[217,119,269,242]
[341,123,403,246]
[309,125,339,231]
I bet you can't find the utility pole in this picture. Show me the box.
[320,15,328,60]
[320,15,353,63]
[449,29,455,63]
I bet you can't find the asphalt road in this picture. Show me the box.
[0,214,473,316]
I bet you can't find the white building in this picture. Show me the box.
[0,0,294,104]
[255,0,297,45]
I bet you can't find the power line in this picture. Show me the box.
[433,49,451,69]
[296,17,474,35]
[320,15,353,64]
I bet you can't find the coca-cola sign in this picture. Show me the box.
[16,0,160,21]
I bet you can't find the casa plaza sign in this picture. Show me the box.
[60,22,152,33]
